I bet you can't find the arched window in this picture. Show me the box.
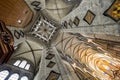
[19,60,27,68]
[0,70,9,80]
[25,64,30,70]
[13,60,21,66]
[13,60,30,70]
[8,73,19,80]
[20,76,29,80]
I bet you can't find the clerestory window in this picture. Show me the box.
[13,60,30,70]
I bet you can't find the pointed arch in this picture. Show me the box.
[20,76,29,80]
[0,70,9,80]
[13,60,21,66]
[19,60,27,68]
[8,73,19,80]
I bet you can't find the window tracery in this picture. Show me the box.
[8,73,19,80]
[20,76,29,80]
[0,70,9,80]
